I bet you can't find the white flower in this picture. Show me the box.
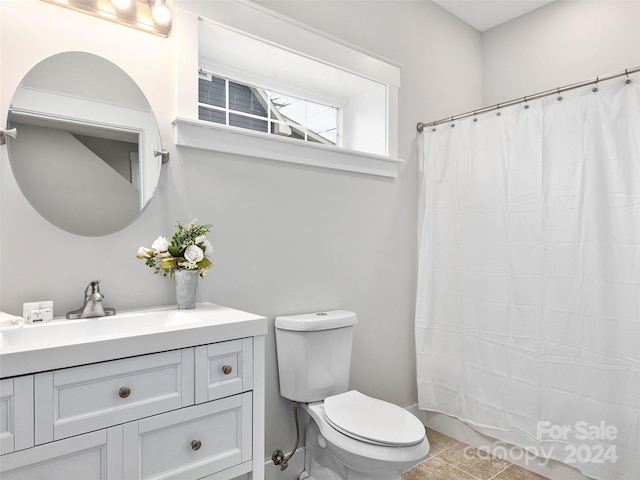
[201,240,213,257]
[184,244,204,264]
[151,236,169,254]
[137,247,152,258]
[195,235,207,244]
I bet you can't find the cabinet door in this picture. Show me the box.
[0,427,122,480]
[123,392,252,480]
[195,338,253,403]
[35,348,195,444]
[0,376,34,454]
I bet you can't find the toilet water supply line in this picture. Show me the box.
[272,402,300,471]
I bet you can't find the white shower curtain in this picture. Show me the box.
[416,75,640,480]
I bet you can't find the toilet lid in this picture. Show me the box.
[323,390,425,446]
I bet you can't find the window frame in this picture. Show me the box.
[173,3,403,177]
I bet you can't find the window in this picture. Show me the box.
[198,72,339,146]
[173,2,402,177]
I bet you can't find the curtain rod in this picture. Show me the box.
[417,66,640,132]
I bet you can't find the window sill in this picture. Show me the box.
[173,117,403,178]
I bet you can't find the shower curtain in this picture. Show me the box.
[415,75,639,480]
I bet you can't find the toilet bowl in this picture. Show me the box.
[274,311,430,480]
[300,391,429,480]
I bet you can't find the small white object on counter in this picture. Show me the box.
[22,301,54,323]
[0,312,24,330]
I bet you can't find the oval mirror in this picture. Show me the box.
[7,52,164,236]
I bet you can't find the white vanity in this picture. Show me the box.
[0,303,267,480]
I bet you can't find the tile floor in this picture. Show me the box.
[403,428,551,480]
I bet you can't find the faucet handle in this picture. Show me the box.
[84,280,102,297]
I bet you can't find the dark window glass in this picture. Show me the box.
[230,113,268,133]
[198,106,226,124]
[229,82,267,117]
[199,77,226,108]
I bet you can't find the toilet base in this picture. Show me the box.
[301,405,423,480]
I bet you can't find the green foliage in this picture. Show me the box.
[137,219,213,281]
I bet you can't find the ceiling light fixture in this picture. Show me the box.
[110,0,131,9]
[151,0,171,25]
[42,0,172,37]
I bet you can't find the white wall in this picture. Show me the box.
[482,0,640,105]
[0,0,482,473]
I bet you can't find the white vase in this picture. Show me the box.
[175,269,198,309]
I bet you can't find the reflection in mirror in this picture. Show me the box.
[7,52,163,236]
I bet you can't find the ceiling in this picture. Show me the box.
[432,0,556,32]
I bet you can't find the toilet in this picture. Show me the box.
[274,310,429,480]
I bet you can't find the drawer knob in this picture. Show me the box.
[118,387,131,399]
[222,365,233,375]
[191,440,202,451]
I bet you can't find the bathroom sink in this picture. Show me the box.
[0,309,203,348]
[0,302,266,378]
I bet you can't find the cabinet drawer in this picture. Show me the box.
[0,376,34,454]
[123,392,252,480]
[195,338,253,403]
[0,427,121,480]
[35,349,195,444]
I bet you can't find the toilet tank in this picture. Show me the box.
[275,310,358,403]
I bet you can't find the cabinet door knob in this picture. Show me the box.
[191,440,202,451]
[222,365,233,375]
[118,387,131,399]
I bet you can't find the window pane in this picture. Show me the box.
[199,76,225,108]
[270,120,304,140]
[269,92,305,126]
[199,106,226,124]
[198,71,341,147]
[230,113,268,133]
[229,82,267,117]
[306,102,338,145]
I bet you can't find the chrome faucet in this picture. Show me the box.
[66,280,116,319]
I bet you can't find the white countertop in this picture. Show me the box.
[0,302,267,378]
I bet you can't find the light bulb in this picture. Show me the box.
[152,0,171,24]
[111,0,131,9]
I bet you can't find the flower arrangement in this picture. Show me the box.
[137,219,213,281]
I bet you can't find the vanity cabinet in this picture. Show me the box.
[34,348,195,444]
[0,428,121,480]
[0,376,34,454]
[122,393,252,480]
[0,333,265,480]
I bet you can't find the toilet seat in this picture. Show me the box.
[323,390,425,447]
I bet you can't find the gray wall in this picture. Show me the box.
[482,0,640,105]
[2,1,638,477]
[0,0,481,469]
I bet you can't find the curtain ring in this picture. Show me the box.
[473,111,478,122]
[625,69,631,84]
[450,116,455,128]
[557,87,563,101]
[592,77,599,92]
[523,96,530,109]
[496,104,501,116]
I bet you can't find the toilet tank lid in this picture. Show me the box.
[275,310,357,331]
